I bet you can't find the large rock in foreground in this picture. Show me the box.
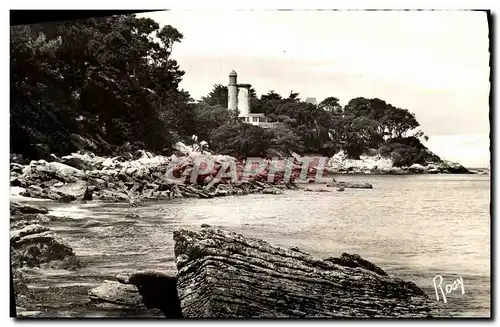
[173,228,437,318]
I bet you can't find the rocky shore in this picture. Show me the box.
[88,227,441,318]
[10,143,327,204]
[10,143,474,317]
[10,141,481,205]
[10,200,446,318]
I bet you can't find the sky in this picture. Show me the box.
[139,10,490,168]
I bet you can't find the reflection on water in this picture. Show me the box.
[14,174,490,318]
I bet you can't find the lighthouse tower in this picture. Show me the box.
[226,69,269,127]
[228,70,238,111]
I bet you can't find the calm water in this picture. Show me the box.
[14,174,490,318]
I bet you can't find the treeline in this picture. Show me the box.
[197,85,440,165]
[10,13,439,167]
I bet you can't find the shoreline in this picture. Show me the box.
[10,176,489,318]
[10,147,483,204]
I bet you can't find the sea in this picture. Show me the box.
[12,174,491,318]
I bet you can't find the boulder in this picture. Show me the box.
[50,180,88,201]
[262,187,284,195]
[10,224,50,242]
[408,163,427,173]
[10,202,48,215]
[19,160,85,186]
[20,185,61,200]
[94,190,129,202]
[469,169,489,175]
[10,230,76,268]
[60,155,90,170]
[327,181,373,189]
[303,187,332,193]
[173,228,438,318]
[327,150,469,175]
[427,168,440,174]
[10,202,78,269]
[114,270,181,317]
[89,280,146,308]
[11,213,51,229]
[47,161,84,178]
[389,167,410,175]
[438,161,470,174]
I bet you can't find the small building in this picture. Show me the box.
[305,97,317,105]
[240,113,280,128]
[228,70,279,129]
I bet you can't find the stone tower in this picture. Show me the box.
[228,70,238,111]
[237,83,251,117]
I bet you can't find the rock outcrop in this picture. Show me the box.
[327,181,373,189]
[171,228,437,318]
[303,187,332,192]
[90,228,440,318]
[328,150,471,175]
[10,202,80,270]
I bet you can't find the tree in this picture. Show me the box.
[261,90,282,102]
[288,91,300,102]
[343,97,372,117]
[10,14,192,158]
[379,136,440,167]
[383,106,419,138]
[318,97,342,113]
[270,125,305,154]
[193,103,231,141]
[156,24,183,58]
[249,87,258,100]
[201,84,228,107]
[10,25,77,157]
[210,123,273,158]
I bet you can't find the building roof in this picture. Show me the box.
[237,83,252,88]
[229,70,237,76]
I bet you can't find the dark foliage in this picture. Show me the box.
[11,14,435,168]
[379,137,441,167]
[10,15,194,159]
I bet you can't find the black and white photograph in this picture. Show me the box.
[9,7,491,319]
